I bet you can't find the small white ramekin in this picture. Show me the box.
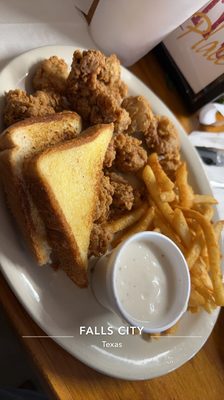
[91,231,190,333]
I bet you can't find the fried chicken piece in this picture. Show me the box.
[98,53,120,85]
[104,133,147,172]
[108,172,146,213]
[34,90,68,111]
[68,84,130,133]
[67,50,127,94]
[68,49,105,85]
[104,138,116,168]
[144,115,180,179]
[107,172,135,216]
[113,133,147,172]
[122,96,154,134]
[3,89,58,126]
[32,56,69,93]
[66,50,130,133]
[90,91,130,133]
[94,175,114,223]
[88,223,113,257]
[133,186,147,209]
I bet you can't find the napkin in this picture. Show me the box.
[0,0,95,71]
[189,132,224,219]
[189,131,224,150]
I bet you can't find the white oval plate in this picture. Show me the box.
[0,45,220,380]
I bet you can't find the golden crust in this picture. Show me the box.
[31,124,113,161]
[0,112,82,265]
[25,165,88,287]
[0,150,49,264]
[24,124,113,288]
[0,112,79,149]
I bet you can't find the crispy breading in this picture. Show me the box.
[32,56,69,93]
[104,138,116,168]
[99,53,121,85]
[94,174,114,223]
[104,133,148,172]
[144,115,180,179]
[66,50,130,133]
[107,172,135,216]
[90,90,130,133]
[3,89,60,126]
[122,95,154,134]
[3,89,67,127]
[113,133,147,172]
[34,90,68,111]
[88,223,113,257]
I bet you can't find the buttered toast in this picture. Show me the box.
[25,124,113,287]
[0,112,82,264]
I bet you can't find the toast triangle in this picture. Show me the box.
[0,112,82,264]
[25,124,114,287]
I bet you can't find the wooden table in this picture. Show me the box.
[1,51,224,400]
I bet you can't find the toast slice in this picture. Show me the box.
[0,112,82,264]
[25,124,113,287]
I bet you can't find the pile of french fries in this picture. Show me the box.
[106,153,224,322]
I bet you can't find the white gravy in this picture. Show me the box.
[115,240,173,323]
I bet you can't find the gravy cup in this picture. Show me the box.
[91,231,190,333]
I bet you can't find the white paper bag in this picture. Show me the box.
[89,0,209,65]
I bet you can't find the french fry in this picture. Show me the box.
[142,165,174,223]
[160,190,176,203]
[109,148,222,320]
[153,210,185,252]
[189,287,206,307]
[214,221,224,242]
[112,206,155,247]
[181,208,224,306]
[188,223,209,265]
[185,233,204,270]
[204,300,217,313]
[106,203,148,234]
[143,332,161,340]
[191,278,213,302]
[203,205,215,221]
[153,227,161,233]
[175,162,194,208]
[193,203,214,221]
[193,194,218,205]
[172,208,192,247]
[162,322,179,336]
[148,153,174,191]
[188,306,200,313]
[201,255,210,271]
[191,258,213,293]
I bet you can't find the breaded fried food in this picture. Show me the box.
[67,50,127,98]
[122,95,154,134]
[113,133,147,172]
[66,49,130,133]
[109,172,135,215]
[90,91,130,133]
[144,115,180,179]
[94,174,114,223]
[3,89,67,127]
[104,133,147,171]
[32,56,69,94]
[103,138,116,168]
[89,223,113,257]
